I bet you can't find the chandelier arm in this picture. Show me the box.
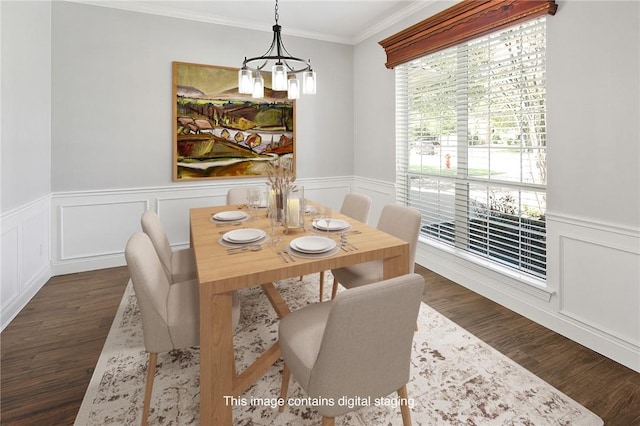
[244,55,311,73]
[257,30,279,63]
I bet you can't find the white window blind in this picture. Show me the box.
[396,18,547,279]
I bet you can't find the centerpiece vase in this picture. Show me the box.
[269,185,287,223]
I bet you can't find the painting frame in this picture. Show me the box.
[172,61,296,181]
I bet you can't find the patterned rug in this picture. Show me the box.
[75,274,603,425]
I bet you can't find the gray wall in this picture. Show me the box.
[1,1,52,212]
[51,1,354,192]
[546,0,639,227]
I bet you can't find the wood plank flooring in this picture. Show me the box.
[2,265,639,425]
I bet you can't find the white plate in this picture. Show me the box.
[213,211,248,221]
[290,236,336,254]
[223,228,266,244]
[287,246,340,259]
[313,218,350,231]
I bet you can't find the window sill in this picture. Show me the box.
[418,235,554,302]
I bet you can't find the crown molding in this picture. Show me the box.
[61,0,433,45]
[352,0,435,44]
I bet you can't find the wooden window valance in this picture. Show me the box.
[379,0,557,69]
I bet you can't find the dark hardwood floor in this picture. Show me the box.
[1,265,639,425]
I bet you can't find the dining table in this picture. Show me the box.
[189,201,410,425]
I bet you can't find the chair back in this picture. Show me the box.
[308,273,424,416]
[340,193,371,223]
[125,232,175,353]
[377,204,421,273]
[140,210,173,283]
[227,186,262,205]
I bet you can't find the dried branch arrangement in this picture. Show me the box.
[266,155,296,193]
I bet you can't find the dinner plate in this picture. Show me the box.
[213,211,248,221]
[223,228,266,244]
[313,218,350,231]
[286,245,340,259]
[290,236,336,254]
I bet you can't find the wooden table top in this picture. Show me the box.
[190,203,409,293]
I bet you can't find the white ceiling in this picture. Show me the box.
[66,0,433,44]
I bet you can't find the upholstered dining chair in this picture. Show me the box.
[330,204,421,299]
[226,186,263,205]
[316,193,372,301]
[140,210,196,284]
[339,192,372,225]
[125,232,240,426]
[278,273,425,426]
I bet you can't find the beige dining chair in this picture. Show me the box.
[140,210,196,284]
[339,192,372,225]
[125,232,240,426]
[316,193,372,301]
[226,186,263,205]
[279,273,425,426]
[330,204,421,299]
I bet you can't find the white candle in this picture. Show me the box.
[287,198,300,226]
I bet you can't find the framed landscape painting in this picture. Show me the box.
[172,61,295,180]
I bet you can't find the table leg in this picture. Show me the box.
[261,283,291,319]
[382,244,410,279]
[200,288,234,425]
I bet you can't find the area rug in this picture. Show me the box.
[75,274,603,425]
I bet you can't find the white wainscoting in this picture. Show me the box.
[352,176,397,225]
[417,209,640,372]
[1,176,391,330]
[1,194,52,331]
[51,177,358,276]
[547,212,640,372]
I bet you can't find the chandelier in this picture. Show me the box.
[238,0,316,100]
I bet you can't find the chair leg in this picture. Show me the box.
[330,277,339,300]
[397,385,412,426]
[279,364,291,413]
[322,417,335,426]
[142,352,157,426]
[319,271,325,302]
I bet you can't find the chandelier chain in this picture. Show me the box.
[274,0,279,25]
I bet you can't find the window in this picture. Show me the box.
[395,17,548,280]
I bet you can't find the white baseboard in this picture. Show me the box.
[1,264,52,330]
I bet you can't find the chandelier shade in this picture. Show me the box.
[272,64,288,91]
[302,70,317,95]
[239,0,316,100]
[287,77,300,99]
[238,68,253,94]
[252,73,265,98]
